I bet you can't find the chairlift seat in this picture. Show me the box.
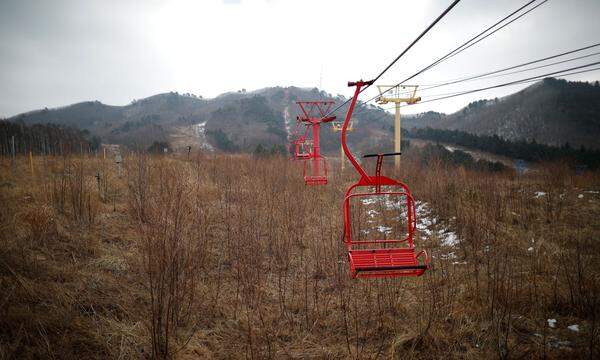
[296,153,311,160]
[304,175,327,185]
[349,248,428,278]
[303,157,328,186]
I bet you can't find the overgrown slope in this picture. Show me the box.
[404,78,600,149]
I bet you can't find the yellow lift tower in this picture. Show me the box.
[376,85,420,170]
[331,119,354,170]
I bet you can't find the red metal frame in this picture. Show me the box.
[341,80,430,278]
[290,123,312,160]
[303,157,328,185]
[295,101,336,185]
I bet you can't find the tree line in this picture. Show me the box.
[0,120,101,156]
[414,143,506,172]
[407,127,600,169]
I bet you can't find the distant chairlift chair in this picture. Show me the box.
[295,100,336,185]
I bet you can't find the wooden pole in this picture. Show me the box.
[29,150,34,176]
[11,135,15,170]
[376,85,421,172]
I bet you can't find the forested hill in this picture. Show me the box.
[403,78,600,150]
[7,78,600,153]
[7,87,395,154]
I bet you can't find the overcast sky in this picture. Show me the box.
[1,0,599,117]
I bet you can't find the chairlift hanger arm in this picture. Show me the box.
[341,80,374,182]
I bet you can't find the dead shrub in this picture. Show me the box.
[21,205,57,245]
[50,160,97,225]
[130,160,206,358]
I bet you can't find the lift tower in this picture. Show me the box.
[376,85,420,170]
[296,100,336,185]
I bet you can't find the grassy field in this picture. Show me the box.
[0,151,599,359]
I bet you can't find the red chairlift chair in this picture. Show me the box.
[291,125,313,160]
[341,80,430,278]
[295,101,336,185]
[303,156,328,185]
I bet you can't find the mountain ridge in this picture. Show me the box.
[403,78,600,149]
[6,78,600,152]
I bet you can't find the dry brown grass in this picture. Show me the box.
[0,151,599,359]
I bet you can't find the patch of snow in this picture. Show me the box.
[527,247,534,252]
[578,194,584,199]
[376,226,392,235]
[417,217,432,229]
[384,197,402,210]
[441,231,459,247]
[534,191,546,198]
[585,190,599,194]
[362,198,377,205]
[283,106,292,140]
[421,228,433,236]
[366,209,379,217]
[568,324,579,332]
[547,319,557,328]
[414,201,460,248]
[194,122,214,151]
[440,252,457,260]
[452,261,467,265]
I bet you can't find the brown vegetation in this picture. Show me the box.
[0,151,599,358]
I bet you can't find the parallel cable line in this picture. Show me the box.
[351,42,600,117]
[414,61,600,105]
[370,61,600,117]
[360,0,547,107]
[365,65,600,123]
[321,0,462,119]
[388,43,600,98]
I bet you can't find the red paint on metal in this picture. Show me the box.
[294,101,336,185]
[291,124,312,160]
[341,80,430,279]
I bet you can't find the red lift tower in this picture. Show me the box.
[295,100,336,185]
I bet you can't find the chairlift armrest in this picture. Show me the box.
[363,152,402,158]
[415,250,430,267]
